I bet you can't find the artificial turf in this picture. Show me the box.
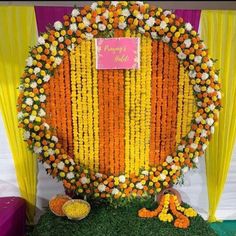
[30,199,217,236]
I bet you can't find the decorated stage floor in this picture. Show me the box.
[28,200,217,236]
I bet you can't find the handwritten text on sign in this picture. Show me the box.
[95,38,140,70]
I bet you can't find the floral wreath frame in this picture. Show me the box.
[18,1,221,202]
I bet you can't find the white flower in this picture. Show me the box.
[194,56,202,64]
[50,45,56,52]
[138,27,145,34]
[197,101,202,107]
[55,57,62,65]
[178,145,185,151]
[67,43,75,51]
[166,156,173,163]
[70,159,75,165]
[24,131,30,140]
[217,91,222,99]
[136,13,144,20]
[85,32,93,40]
[190,143,198,150]
[57,161,65,170]
[141,170,149,176]
[80,177,89,184]
[71,8,80,17]
[25,98,33,106]
[206,118,214,126]
[195,115,203,124]
[43,123,49,130]
[43,162,51,169]
[136,182,144,189]
[58,36,64,43]
[26,57,33,67]
[30,82,37,88]
[171,164,178,170]
[51,136,58,143]
[207,86,215,94]
[119,175,126,183]
[211,126,215,134]
[178,52,186,60]
[202,144,207,151]
[209,104,216,111]
[54,21,63,30]
[48,149,55,155]
[37,36,45,45]
[98,23,106,31]
[214,74,219,82]
[95,16,101,23]
[188,131,195,139]
[29,115,36,122]
[193,157,199,163]
[67,172,75,179]
[83,17,91,27]
[160,174,166,181]
[164,10,172,16]
[160,21,167,29]
[194,84,201,93]
[201,129,207,137]
[201,73,209,80]
[38,108,46,117]
[111,1,119,7]
[34,67,40,74]
[94,173,102,178]
[111,188,120,195]
[34,146,42,154]
[103,10,109,19]
[136,1,144,6]
[17,111,24,120]
[189,70,196,78]
[184,39,191,48]
[146,17,155,27]
[121,9,130,17]
[207,59,213,67]
[70,23,77,32]
[185,22,192,31]
[118,22,127,30]
[39,95,46,102]
[91,2,98,10]
[182,166,189,173]
[98,184,106,192]
[151,32,158,39]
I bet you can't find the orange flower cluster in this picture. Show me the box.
[149,41,179,165]
[138,193,197,229]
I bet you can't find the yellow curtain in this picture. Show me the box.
[0,6,38,224]
[200,10,236,222]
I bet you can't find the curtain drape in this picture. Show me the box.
[0,6,38,224]
[174,10,201,31]
[200,10,236,222]
[34,6,73,34]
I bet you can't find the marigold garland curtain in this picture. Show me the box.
[200,10,236,222]
[0,6,38,224]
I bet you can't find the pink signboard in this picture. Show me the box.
[95,38,140,70]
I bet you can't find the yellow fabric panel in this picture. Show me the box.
[0,6,37,224]
[124,32,152,175]
[200,10,236,222]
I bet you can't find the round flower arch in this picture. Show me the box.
[17,1,221,202]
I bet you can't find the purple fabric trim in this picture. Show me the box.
[34,6,73,34]
[174,10,201,32]
[0,197,26,236]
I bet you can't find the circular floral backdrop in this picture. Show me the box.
[17,1,221,202]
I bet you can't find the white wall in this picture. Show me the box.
[0,112,236,222]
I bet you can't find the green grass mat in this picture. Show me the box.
[30,200,217,236]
